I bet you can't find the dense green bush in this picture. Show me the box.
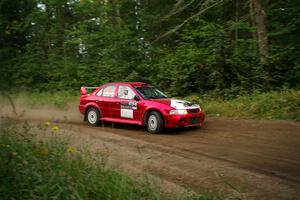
[197,89,300,121]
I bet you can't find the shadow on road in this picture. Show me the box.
[96,121,202,135]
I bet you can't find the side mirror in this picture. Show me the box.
[80,87,87,95]
[134,95,140,101]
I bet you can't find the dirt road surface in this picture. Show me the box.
[1,104,300,199]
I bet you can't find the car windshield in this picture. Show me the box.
[134,86,168,99]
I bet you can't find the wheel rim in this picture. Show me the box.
[148,115,158,131]
[88,110,97,124]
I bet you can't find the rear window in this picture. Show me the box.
[101,85,116,97]
[96,88,103,96]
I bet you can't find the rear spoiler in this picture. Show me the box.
[80,86,98,95]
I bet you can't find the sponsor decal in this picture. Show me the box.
[121,101,137,110]
[120,101,137,119]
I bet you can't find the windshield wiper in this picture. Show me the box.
[154,95,168,99]
[148,96,158,99]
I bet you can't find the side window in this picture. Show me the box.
[118,86,135,100]
[96,88,103,96]
[102,85,116,97]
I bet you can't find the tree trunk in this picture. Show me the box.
[55,1,68,58]
[250,0,268,62]
[110,0,121,24]
[234,0,239,54]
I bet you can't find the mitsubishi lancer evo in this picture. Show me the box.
[79,82,205,133]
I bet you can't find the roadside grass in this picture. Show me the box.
[0,119,217,200]
[0,91,79,110]
[186,89,300,121]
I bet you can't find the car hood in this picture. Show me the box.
[149,98,200,109]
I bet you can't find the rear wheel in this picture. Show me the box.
[147,111,164,133]
[86,108,100,126]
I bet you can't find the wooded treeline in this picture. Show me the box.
[1,0,299,96]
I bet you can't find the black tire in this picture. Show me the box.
[146,111,164,133]
[86,108,100,126]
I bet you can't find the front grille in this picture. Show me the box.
[190,117,201,125]
[188,108,200,114]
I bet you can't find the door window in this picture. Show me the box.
[118,86,135,100]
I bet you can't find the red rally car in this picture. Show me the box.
[79,82,205,133]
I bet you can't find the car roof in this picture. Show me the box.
[105,82,150,87]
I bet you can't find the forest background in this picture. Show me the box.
[0,0,299,119]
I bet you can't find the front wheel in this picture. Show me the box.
[86,108,100,126]
[147,111,164,134]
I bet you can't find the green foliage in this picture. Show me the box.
[0,120,217,200]
[11,91,78,109]
[155,19,262,96]
[0,0,299,97]
[199,89,300,121]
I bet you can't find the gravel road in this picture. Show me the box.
[1,104,300,199]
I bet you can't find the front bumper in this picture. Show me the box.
[164,112,205,128]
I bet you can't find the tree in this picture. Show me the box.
[0,0,299,95]
[250,0,268,62]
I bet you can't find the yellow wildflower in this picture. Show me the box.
[51,126,60,133]
[67,147,76,153]
[44,121,51,128]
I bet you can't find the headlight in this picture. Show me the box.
[169,109,188,115]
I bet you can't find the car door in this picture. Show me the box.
[95,84,117,118]
[112,85,141,121]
